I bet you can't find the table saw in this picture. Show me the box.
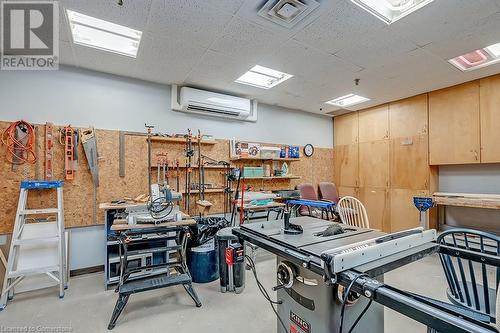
[232,216,498,333]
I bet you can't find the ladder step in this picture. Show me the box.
[8,265,61,278]
[21,208,59,215]
[13,236,59,246]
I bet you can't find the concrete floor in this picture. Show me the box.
[0,250,447,333]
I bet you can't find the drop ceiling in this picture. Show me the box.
[56,0,500,115]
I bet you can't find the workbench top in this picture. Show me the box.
[432,192,500,210]
[110,218,196,231]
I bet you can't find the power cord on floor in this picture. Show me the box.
[338,273,369,333]
[245,255,288,333]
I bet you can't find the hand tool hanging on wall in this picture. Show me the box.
[197,130,203,201]
[45,123,54,180]
[145,124,155,201]
[1,120,37,171]
[184,129,194,214]
[81,127,100,225]
[59,126,79,180]
[176,159,180,192]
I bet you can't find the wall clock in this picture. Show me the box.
[303,144,314,157]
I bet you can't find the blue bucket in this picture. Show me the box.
[187,238,220,283]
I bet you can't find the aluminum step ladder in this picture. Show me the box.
[0,180,67,310]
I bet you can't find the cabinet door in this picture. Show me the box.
[429,81,480,165]
[359,187,390,232]
[390,189,428,232]
[389,94,428,138]
[338,186,359,198]
[334,144,358,187]
[358,105,389,143]
[334,113,358,146]
[480,75,500,163]
[359,141,389,188]
[390,135,429,190]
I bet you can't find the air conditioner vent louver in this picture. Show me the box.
[258,0,320,29]
[187,105,240,117]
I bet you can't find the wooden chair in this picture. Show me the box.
[336,196,369,228]
[437,229,500,325]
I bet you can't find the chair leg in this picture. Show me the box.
[183,283,202,307]
[108,294,130,330]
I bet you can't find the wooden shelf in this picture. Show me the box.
[151,164,234,169]
[149,136,217,145]
[181,188,227,194]
[243,175,301,180]
[230,156,300,162]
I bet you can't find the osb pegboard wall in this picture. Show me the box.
[0,121,334,234]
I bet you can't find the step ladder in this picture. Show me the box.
[0,180,67,310]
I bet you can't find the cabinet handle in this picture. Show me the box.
[474,150,478,161]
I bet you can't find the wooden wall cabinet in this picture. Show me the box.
[359,141,389,188]
[358,105,389,143]
[334,144,358,187]
[429,81,480,165]
[337,186,359,198]
[480,76,500,163]
[390,135,429,190]
[390,189,428,232]
[359,187,390,232]
[389,94,428,138]
[334,113,358,146]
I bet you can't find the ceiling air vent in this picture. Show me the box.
[257,0,320,29]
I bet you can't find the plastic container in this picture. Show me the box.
[187,238,219,283]
[260,147,281,159]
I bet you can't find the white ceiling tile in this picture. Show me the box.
[60,0,152,31]
[58,41,77,67]
[146,0,233,48]
[391,0,500,47]
[422,12,500,60]
[259,39,362,85]
[72,44,139,78]
[334,28,419,70]
[135,34,208,84]
[209,17,290,63]
[293,0,387,54]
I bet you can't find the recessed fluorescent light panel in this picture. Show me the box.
[350,0,434,24]
[326,94,370,108]
[235,65,293,89]
[449,42,500,71]
[67,10,142,58]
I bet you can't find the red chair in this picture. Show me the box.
[295,183,322,218]
[318,182,340,204]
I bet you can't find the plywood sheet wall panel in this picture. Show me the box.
[358,105,389,143]
[359,141,389,188]
[389,94,428,139]
[390,189,428,232]
[0,122,334,233]
[338,186,359,198]
[334,113,358,146]
[429,81,480,165]
[334,144,358,187]
[480,75,500,163]
[359,187,390,232]
[390,135,429,190]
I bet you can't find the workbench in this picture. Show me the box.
[100,202,193,289]
[107,221,201,329]
[236,201,285,224]
[432,192,500,231]
[286,199,336,220]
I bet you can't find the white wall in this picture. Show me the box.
[439,165,500,234]
[0,66,333,148]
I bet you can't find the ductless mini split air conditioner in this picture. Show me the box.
[171,85,258,122]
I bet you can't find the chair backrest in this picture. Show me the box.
[296,183,319,216]
[437,229,500,322]
[336,196,369,228]
[318,182,340,204]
